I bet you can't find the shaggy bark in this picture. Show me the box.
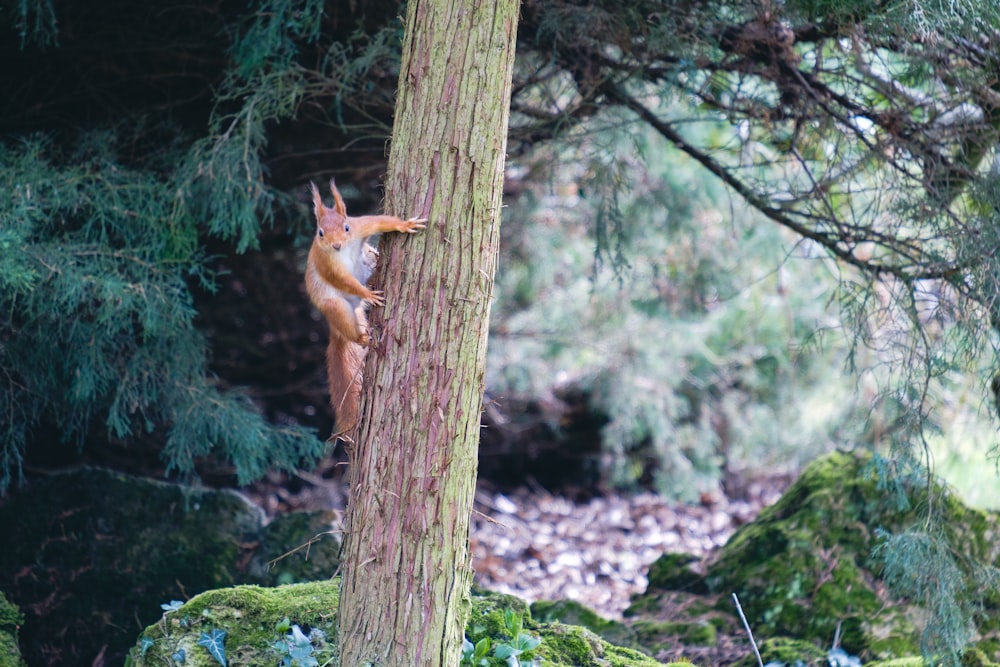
[336,1,519,665]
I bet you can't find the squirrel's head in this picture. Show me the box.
[311,179,351,251]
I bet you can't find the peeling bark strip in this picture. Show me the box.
[336,1,520,667]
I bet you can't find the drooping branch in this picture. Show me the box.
[602,82,973,284]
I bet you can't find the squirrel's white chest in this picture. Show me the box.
[339,239,376,285]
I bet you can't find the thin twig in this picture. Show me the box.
[733,593,764,667]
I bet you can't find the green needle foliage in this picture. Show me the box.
[0,132,325,491]
[0,0,363,492]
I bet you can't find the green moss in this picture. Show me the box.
[701,450,1000,660]
[126,581,339,666]
[646,553,708,594]
[129,584,676,667]
[631,618,717,652]
[0,592,25,667]
[861,658,926,667]
[534,622,668,666]
[975,640,1000,660]
[468,590,532,641]
[681,622,717,646]
[531,599,638,649]
[247,510,341,586]
[962,648,1000,667]
[728,637,827,667]
[469,591,669,665]
[625,593,664,617]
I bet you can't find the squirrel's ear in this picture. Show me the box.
[329,178,347,217]
[310,181,324,219]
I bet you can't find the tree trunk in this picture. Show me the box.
[336,1,519,666]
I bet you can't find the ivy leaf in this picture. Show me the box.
[160,600,185,613]
[171,647,186,664]
[139,636,155,656]
[197,628,228,666]
[287,625,316,665]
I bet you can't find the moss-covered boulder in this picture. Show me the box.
[699,450,1000,660]
[620,451,1000,664]
[646,553,708,595]
[127,584,675,666]
[125,581,340,666]
[532,599,639,650]
[475,593,669,666]
[0,467,339,667]
[727,637,828,667]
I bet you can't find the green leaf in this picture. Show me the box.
[197,628,228,666]
[474,637,491,661]
[502,608,523,637]
[494,644,517,660]
[512,633,541,651]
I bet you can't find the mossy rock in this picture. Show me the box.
[645,553,708,595]
[532,599,639,649]
[867,650,1000,667]
[622,583,740,660]
[962,648,1000,667]
[631,618,717,652]
[532,622,671,666]
[865,659,926,667]
[247,508,341,586]
[474,591,670,665]
[702,450,1000,660]
[0,467,339,666]
[728,637,828,667]
[125,581,340,666]
[127,585,673,666]
[0,592,25,667]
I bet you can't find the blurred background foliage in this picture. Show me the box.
[489,119,854,500]
[489,111,999,507]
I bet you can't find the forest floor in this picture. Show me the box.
[469,477,788,620]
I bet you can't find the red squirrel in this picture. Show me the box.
[305,179,426,437]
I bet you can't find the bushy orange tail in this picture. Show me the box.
[327,336,367,439]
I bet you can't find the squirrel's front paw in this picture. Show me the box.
[402,217,427,232]
[366,290,386,307]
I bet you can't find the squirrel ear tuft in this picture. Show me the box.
[329,178,347,217]
[310,181,325,217]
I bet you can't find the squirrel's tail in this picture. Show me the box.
[327,336,366,440]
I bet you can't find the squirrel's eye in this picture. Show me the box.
[317,228,324,238]
[344,223,350,233]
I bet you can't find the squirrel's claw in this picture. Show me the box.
[404,217,428,231]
